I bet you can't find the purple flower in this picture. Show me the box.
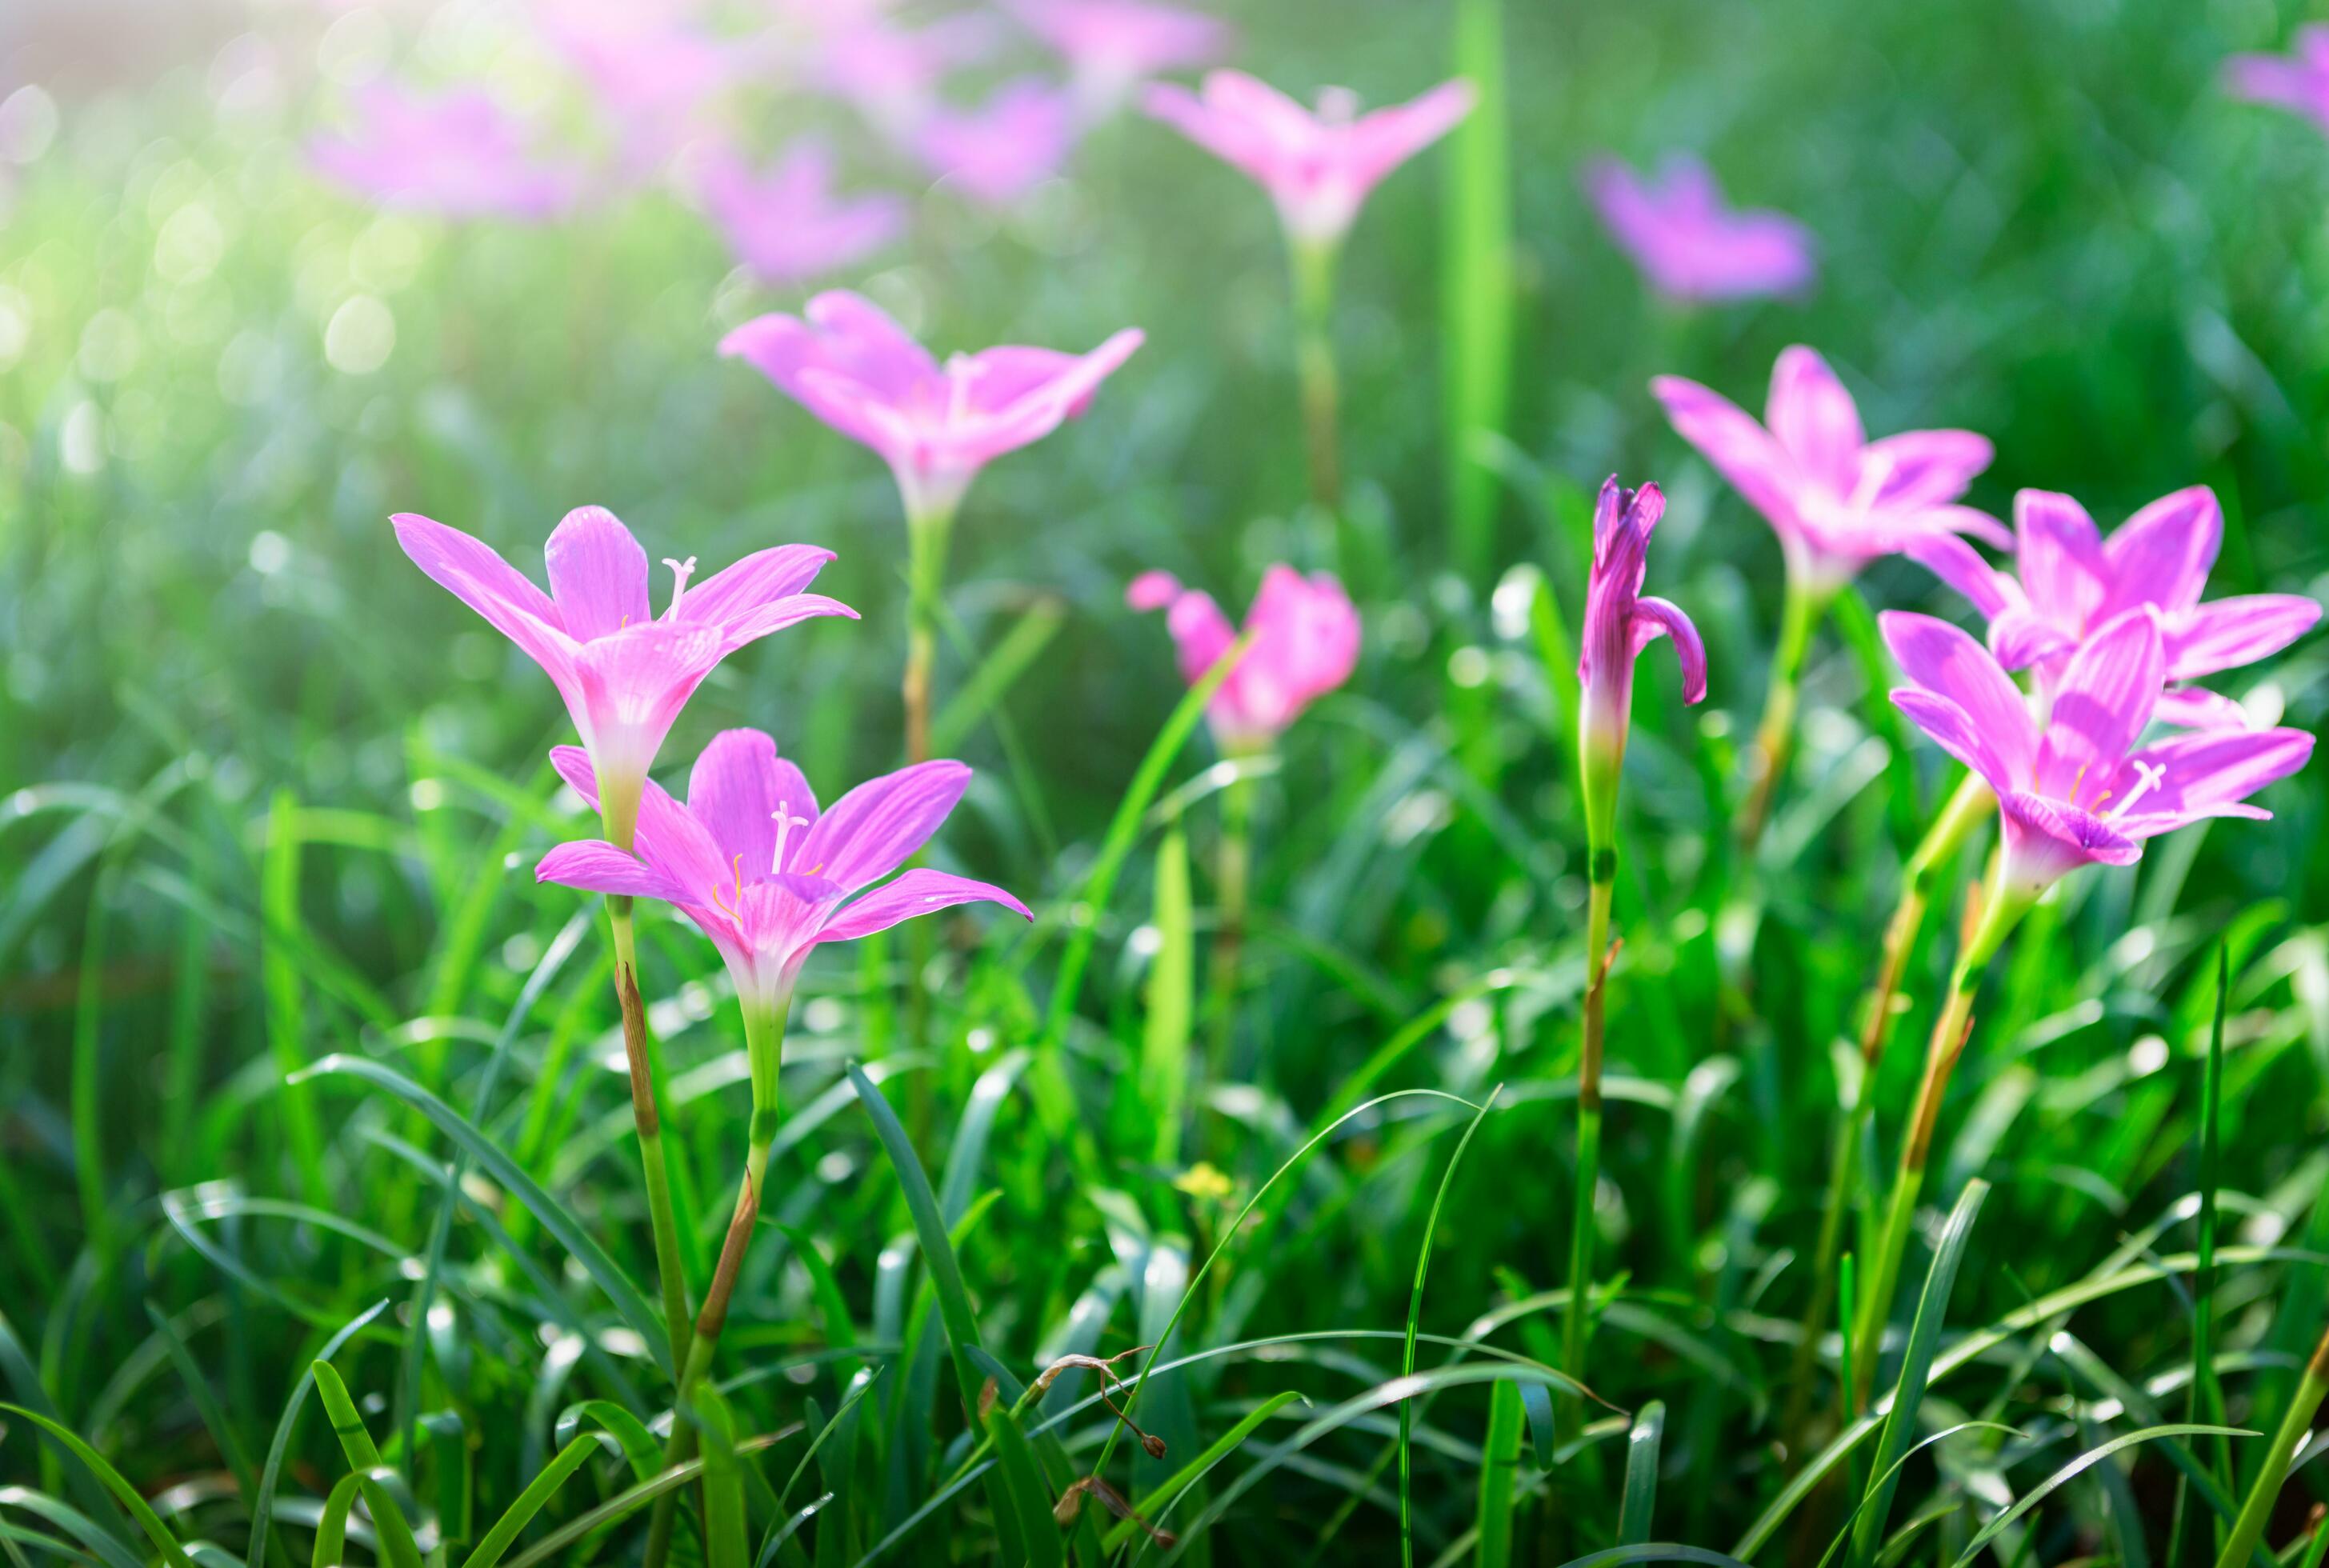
[2226,26,2329,136]
[911,78,1081,206]
[1576,478,1707,833]
[1907,486,2321,728]
[538,730,1030,1017]
[720,290,1144,524]
[391,507,856,846]
[1653,346,2005,593]
[1583,154,1817,303]
[1006,0,1234,117]
[310,82,582,220]
[693,138,906,286]
[1126,565,1359,750]
[1883,608,2314,896]
[1142,70,1475,247]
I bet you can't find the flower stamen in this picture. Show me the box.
[770,802,808,874]
[710,853,746,919]
[2106,762,2167,820]
[662,556,698,620]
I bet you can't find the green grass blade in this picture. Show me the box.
[310,1474,364,1568]
[246,1299,390,1568]
[1474,1381,1526,1568]
[930,597,1066,756]
[698,1386,751,1568]
[1404,1088,1502,1568]
[459,1434,598,1568]
[986,1399,1064,1568]
[1440,0,1513,584]
[0,1406,196,1568]
[1950,1425,2252,1568]
[1619,1401,1667,1546]
[308,1362,423,1568]
[1139,821,1195,1167]
[260,790,331,1210]
[1102,1390,1308,1553]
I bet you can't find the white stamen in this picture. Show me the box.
[770,801,808,874]
[1844,449,1898,514]
[2107,761,2167,819]
[661,556,698,619]
[944,354,979,425]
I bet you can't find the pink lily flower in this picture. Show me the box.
[1652,346,2005,594]
[1006,0,1235,118]
[911,78,1082,206]
[1142,70,1476,248]
[693,139,906,286]
[538,0,744,170]
[1907,487,2321,728]
[1126,565,1359,750]
[391,506,856,846]
[1883,607,2314,898]
[1578,477,1709,782]
[1583,154,1817,303]
[2225,26,2329,136]
[719,290,1145,525]
[538,730,1030,1022]
[310,82,583,220]
[811,13,1002,141]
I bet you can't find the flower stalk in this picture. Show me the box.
[607,886,692,1382]
[1291,238,1342,515]
[1737,574,1832,852]
[1207,765,1256,1078]
[903,499,959,765]
[2215,1321,2329,1568]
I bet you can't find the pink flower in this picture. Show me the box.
[310,82,582,220]
[1006,0,1234,116]
[1653,346,2005,593]
[538,730,1030,1018]
[1578,478,1708,779]
[1126,565,1359,749]
[2226,26,2329,136]
[391,507,856,846]
[538,0,746,170]
[811,13,1002,140]
[1583,154,1816,303]
[1907,487,2321,728]
[911,78,1081,206]
[1883,608,2314,897]
[1142,70,1475,247]
[719,290,1144,523]
[693,139,906,286]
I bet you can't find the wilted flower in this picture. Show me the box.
[1142,70,1475,248]
[720,290,1143,525]
[2225,26,2329,136]
[1908,486,2320,728]
[1576,478,1707,845]
[1883,608,2314,898]
[1006,0,1234,118]
[693,139,906,286]
[391,507,854,846]
[1126,565,1359,750]
[538,730,1030,1027]
[1583,153,1816,303]
[310,82,582,219]
[912,78,1081,206]
[1654,346,2003,594]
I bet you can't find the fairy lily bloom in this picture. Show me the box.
[1583,154,1817,303]
[1576,478,1709,853]
[1126,566,1359,751]
[538,730,1031,1057]
[1006,0,1235,118]
[2226,26,2329,136]
[310,82,582,219]
[391,507,855,847]
[1142,70,1476,250]
[812,13,1002,140]
[1883,607,2314,902]
[694,140,906,286]
[1907,487,2321,728]
[539,1,742,170]
[911,78,1081,206]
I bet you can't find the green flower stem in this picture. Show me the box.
[1290,237,1343,518]
[1737,577,1834,854]
[1848,873,2035,1406]
[1783,770,1995,1439]
[1561,865,1617,1429]
[2216,1321,2329,1568]
[903,502,958,765]
[607,888,691,1384]
[1206,765,1256,1084]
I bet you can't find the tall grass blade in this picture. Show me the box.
[1619,1402,1666,1546]
[1403,1087,1501,1568]
[1440,0,1512,584]
[0,1406,197,1568]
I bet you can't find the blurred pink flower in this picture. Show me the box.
[913,78,1080,206]
[1883,608,2314,896]
[2226,26,2329,135]
[539,730,1028,1015]
[1006,0,1234,116]
[812,13,1002,139]
[1143,70,1475,246]
[391,507,854,845]
[1653,346,2004,593]
[694,139,906,285]
[1908,487,2321,728]
[1583,154,1816,303]
[1579,478,1707,786]
[310,82,582,219]
[1126,565,1359,748]
[538,0,746,167]
[720,290,1143,522]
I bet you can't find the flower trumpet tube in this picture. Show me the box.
[1565,476,1707,1403]
[721,292,1142,760]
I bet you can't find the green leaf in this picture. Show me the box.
[1619,1402,1667,1546]
[307,1362,423,1568]
[0,1405,196,1568]
[985,1400,1064,1568]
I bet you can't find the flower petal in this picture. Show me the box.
[1904,533,2018,620]
[676,545,837,628]
[2014,490,2109,634]
[544,506,652,642]
[2034,607,2164,798]
[1126,570,1183,611]
[392,512,578,680]
[535,840,688,901]
[1864,429,1993,510]
[2167,593,2323,678]
[1765,346,1865,494]
[2151,686,2253,730]
[550,744,598,806]
[1892,689,2018,794]
[1988,606,2078,671]
[713,592,860,654]
[2102,725,2315,838]
[792,760,974,894]
[1631,596,1707,703]
[686,728,820,875]
[2101,486,2220,618]
[815,867,1033,946]
[2000,792,2143,879]
[1651,374,1803,539]
[569,622,725,785]
[1880,610,2038,784]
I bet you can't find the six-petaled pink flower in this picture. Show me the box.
[1584,154,1817,304]
[310,82,582,220]
[391,507,855,846]
[1126,565,1359,750]
[538,730,1030,1021]
[720,290,1145,524]
[1654,346,2004,594]
[1142,70,1476,247]
[694,139,906,286]
[1883,608,2314,898]
[1007,0,1235,117]
[912,78,1082,206]
[1907,487,2321,729]
[2225,26,2329,137]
